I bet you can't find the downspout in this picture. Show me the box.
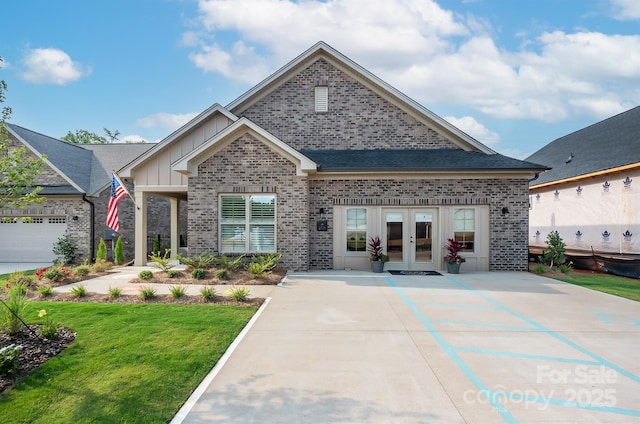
[528,173,540,183]
[82,194,96,262]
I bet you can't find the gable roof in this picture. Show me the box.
[226,41,496,155]
[173,117,317,177]
[302,149,547,173]
[526,106,640,187]
[6,123,153,196]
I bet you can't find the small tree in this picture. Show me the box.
[61,128,120,144]
[152,234,161,256]
[114,236,125,265]
[52,233,77,264]
[96,238,108,261]
[540,231,567,270]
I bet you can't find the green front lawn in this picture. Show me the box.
[552,272,640,302]
[1,302,257,423]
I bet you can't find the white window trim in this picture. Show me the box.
[218,194,277,254]
[453,207,476,253]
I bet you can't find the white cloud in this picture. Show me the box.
[444,116,500,145]
[610,0,640,20]
[20,48,90,85]
[183,0,640,125]
[136,112,199,131]
[120,134,149,144]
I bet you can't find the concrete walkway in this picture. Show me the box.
[169,271,640,424]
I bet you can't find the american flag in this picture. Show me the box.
[107,174,127,232]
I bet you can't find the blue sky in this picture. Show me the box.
[2,0,639,159]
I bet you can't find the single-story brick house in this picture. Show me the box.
[2,124,186,263]
[527,105,639,274]
[120,42,546,272]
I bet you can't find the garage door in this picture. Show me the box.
[0,217,67,262]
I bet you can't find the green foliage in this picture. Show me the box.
[0,344,21,377]
[6,271,35,287]
[191,268,207,280]
[559,263,573,274]
[43,264,71,283]
[540,231,567,269]
[214,269,228,280]
[114,236,125,265]
[36,285,54,297]
[61,127,120,144]
[138,270,154,280]
[0,65,46,210]
[139,286,156,300]
[73,264,91,277]
[249,253,282,276]
[177,251,216,270]
[96,238,108,261]
[70,285,87,298]
[52,233,77,264]
[2,282,27,334]
[167,269,180,278]
[108,286,122,298]
[92,258,111,273]
[215,254,245,271]
[200,286,216,301]
[152,234,161,256]
[532,263,546,275]
[225,286,250,302]
[169,285,187,299]
[36,309,58,339]
[148,249,175,272]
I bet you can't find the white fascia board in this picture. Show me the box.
[172,117,317,177]
[119,103,238,178]
[6,125,86,194]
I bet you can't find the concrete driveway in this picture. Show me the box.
[172,271,640,423]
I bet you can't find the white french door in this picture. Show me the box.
[383,209,437,270]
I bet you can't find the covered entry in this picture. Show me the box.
[384,209,438,271]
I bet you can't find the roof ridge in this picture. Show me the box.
[6,122,91,152]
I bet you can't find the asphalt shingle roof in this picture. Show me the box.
[7,124,154,195]
[525,106,640,186]
[301,149,548,172]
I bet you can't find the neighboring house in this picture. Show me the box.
[2,124,182,263]
[120,42,546,272]
[527,106,640,272]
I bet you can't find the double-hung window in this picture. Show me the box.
[453,208,475,252]
[220,194,275,253]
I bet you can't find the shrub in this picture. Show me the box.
[2,283,27,334]
[152,234,161,256]
[43,265,72,283]
[108,286,122,298]
[248,253,282,277]
[6,271,35,287]
[559,263,573,274]
[149,249,175,272]
[225,286,250,302]
[114,236,125,265]
[215,254,244,271]
[52,233,77,264]
[192,268,207,280]
[214,269,228,280]
[0,344,22,377]
[138,270,154,280]
[167,269,180,278]
[92,258,112,273]
[200,286,216,301]
[540,231,567,269]
[37,285,54,297]
[532,263,546,275]
[70,285,87,298]
[37,309,58,339]
[139,286,156,300]
[73,265,91,277]
[177,251,216,270]
[96,238,108,261]
[169,285,187,299]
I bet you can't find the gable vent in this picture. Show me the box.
[315,86,328,113]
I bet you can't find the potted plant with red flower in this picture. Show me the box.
[367,236,389,273]
[444,238,465,274]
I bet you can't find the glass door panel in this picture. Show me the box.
[385,212,404,262]
[414,212,433,263]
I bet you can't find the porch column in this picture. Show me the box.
[170,197,179,260]
[134,191,148,266]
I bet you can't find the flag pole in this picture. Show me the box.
[112,170,140,210]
